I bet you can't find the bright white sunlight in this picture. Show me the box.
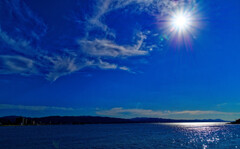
[172,13,191,31]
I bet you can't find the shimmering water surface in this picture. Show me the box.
[0,122,240,149]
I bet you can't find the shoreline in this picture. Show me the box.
[0,121,230,127]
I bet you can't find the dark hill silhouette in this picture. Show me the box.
[0,116,227,126]
[230,119,240,124]
[130,117,226,123]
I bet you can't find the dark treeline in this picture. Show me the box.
[230,119,240,124]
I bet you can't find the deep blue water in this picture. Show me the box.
[0,122,240,149]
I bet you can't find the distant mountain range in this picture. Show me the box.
[0,116,228,126]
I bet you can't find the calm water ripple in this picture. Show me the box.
[0,122,240,149]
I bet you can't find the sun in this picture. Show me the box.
[171,11,192,33]
[173,14,190,30]
[155,6,201,49]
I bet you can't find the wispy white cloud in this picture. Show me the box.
[0,28,36,56]
[0,28,71,81]
[172,110,239,115]
[78,37,148,58]
[94,59,117,69]
[119,66,131,71]
[216,103,228,107]
[87,0,112,31]
[96,107,240,118]
[0,55,38,75]
[0,0,147,81]
[0,27,131,81]
[73,0,198,79]
[0,0,198,81]
[83,0,197,32]
[97,107,165,117]
[0,104,74,111]
[45,56,86,81]
[1,0,47,40]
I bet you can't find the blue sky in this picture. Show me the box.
[0,0,240,121]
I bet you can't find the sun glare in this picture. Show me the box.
[171,11,192,33]
[157,7,201,50]
[172,14,190,31]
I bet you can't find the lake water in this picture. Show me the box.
[0,122,240,149]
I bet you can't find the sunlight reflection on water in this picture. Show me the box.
[162,122,227,127]
[159,122,230,148]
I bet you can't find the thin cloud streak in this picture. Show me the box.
[78,38,148,58]
[0,104,75,111]
[96,107,240,118]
